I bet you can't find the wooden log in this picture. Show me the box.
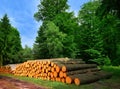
[50,73,54,78]
[51,58,84,64]
[62,64,97,72]
[51,67,55,72]
[56,77,61,82]
[65,68,100,76]
[47,67,51,72]
[53,71,58,78]
[59,71,64,78]
[51,62,54,67]
[63,72,67,78]
[86,68,100,72]
[55,66,61,72]
[65,76,74,84]
[65,69,87,76]
[61,78,65,83]
[74,71,112,85]
[64,60,85,64]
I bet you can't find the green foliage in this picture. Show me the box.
[22,45,33,61]
[33,0,120,65]
[34,0,69,21]
[0,14,11,65]
[44,21,66,58]
[78,0,103,60]
[77,0,120,65]
[102,66,120,77]
[33,43,40,59]
[34,21,66,58]
[7,27,22,63]
[99,14,120,65]
[83,49,111,66]
[92,56,111,66]
[53,12,79,58]
[96,0,120,19]
[84,49,101,59]
[0,14,22,65]
[34,0,78,59]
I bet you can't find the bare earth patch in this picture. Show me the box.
[0,76,46,89]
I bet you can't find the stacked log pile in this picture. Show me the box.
[13,58,112,85]
[0,65,12,74]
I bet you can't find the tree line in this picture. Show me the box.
[0,0,120,66]
[0,15,33,66]
[33,0,120,66]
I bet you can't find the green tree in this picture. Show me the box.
[0,14,22,65]
[34,21,49,59]
[53,12,79,58]
[6,27,22,64]
[0,14,11,65]
[96,0,120,18]
[34,21,66,58]
[33,43,40,59]
[78,0,104,62]
[22,45,33,61]
[34,0,69,21]
[96,0,120,65]
[99,14,120,65]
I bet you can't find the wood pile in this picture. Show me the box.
[0,65,12,74]
[13,58,112,85]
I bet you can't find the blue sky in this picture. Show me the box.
[0,0,89,48]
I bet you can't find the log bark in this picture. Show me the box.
[73,71,112,85]
[51,59,84,64]
[62,64,97,72]
[64,60,85,64]
[65,69,87,76]
[65,67,100,76]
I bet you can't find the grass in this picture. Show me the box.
[101,66,120,83]
[1,66,120,89]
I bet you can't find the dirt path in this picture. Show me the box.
[0,76,46,89]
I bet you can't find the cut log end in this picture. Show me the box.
[53,72,58,78]
[56,66,60,72]
[62,66,66,72]
[61,78,65,83]
[59,71,64,78]
[74,78,80,86]
[66,76,72,84]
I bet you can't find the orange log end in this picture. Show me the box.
[56,66,60,72]
[62,66,66,72]
[74,78,80,86]
[53,71,58,78]
[59,71,64,78]
[66,76,72,84]
[61,78,65,83]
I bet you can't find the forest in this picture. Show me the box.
[0,0,120,66]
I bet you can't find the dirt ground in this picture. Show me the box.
[0,76,46,89]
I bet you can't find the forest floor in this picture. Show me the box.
[0,66,120,89]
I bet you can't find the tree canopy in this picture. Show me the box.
[33,0,120,65]
[96,0,120,18]
[0,14,22,65]
[34,0,69,21]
